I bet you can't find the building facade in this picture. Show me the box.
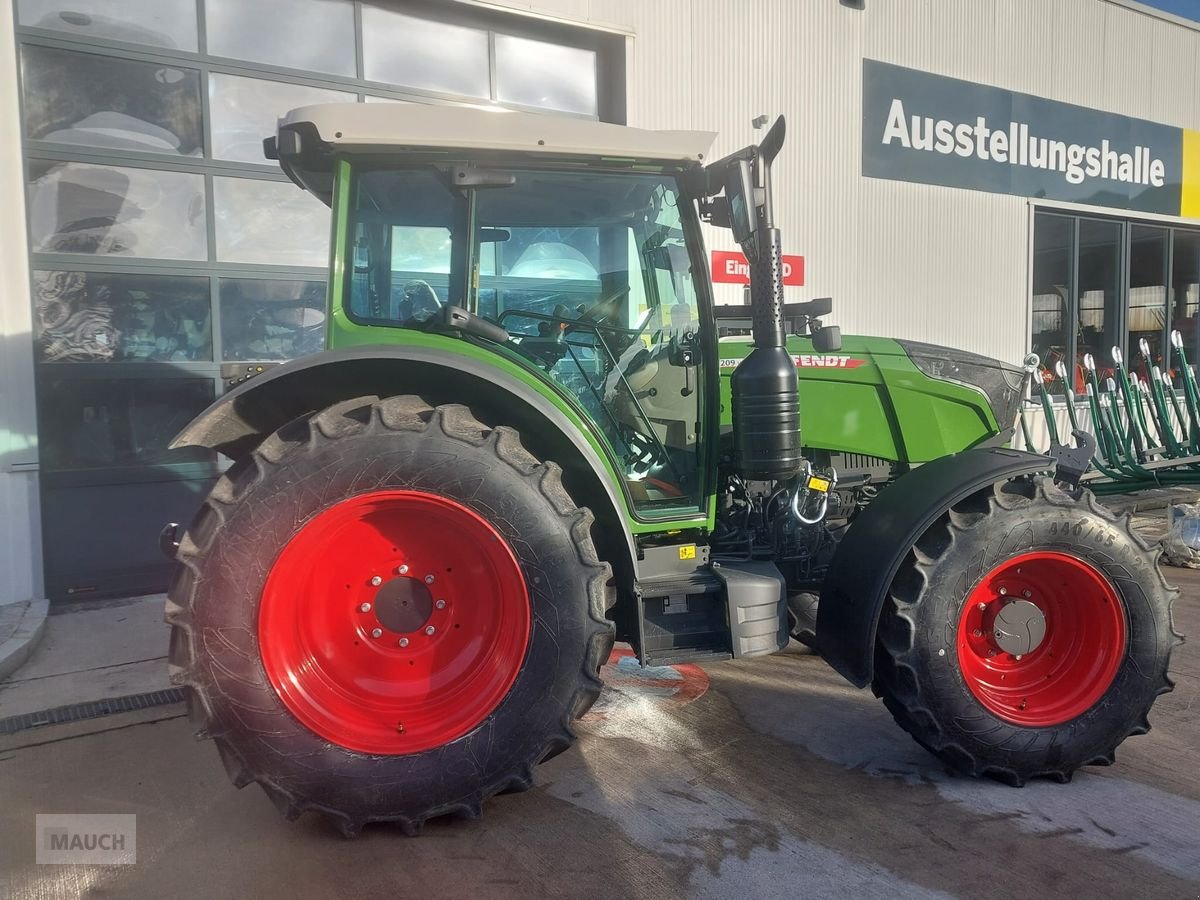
[1,0,1198,604]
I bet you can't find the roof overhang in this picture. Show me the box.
[278,103,716,166]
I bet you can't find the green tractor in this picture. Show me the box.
[164,103,1180,836]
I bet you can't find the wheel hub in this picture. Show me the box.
[991,598,1046,656]
[257,490,531,755]
[372,576,434,634]
[956,551,1126,727]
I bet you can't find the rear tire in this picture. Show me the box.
[165,396,614,834]
[872,476,1181,785]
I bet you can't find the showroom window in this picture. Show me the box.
[1031,211,1200,395]
[14,0,624,599]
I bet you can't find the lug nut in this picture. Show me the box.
[435,599,446,610]
[398,637,409,648]
[425,575,435,584]
[397,564,409,575]
[973,629,983,637]
[1014,654,1023,661]
[1023,590,1032,598]
[359,602,372,613]
[371,627,383,638]
[999,587,1008,596]
[977,602,987,611]
[370,575,383,587]
[425,625,436,636]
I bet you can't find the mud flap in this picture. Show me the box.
[815,447,1049,688]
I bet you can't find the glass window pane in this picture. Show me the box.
[213,177,329,266]
[1128,225,1168,381]
[1077,219,1123,383]
[1171,231,1200,380]
[1031,213,1073,394]
[362,8,489,98]
[17,0,198,51]
[36,375,214,471]
[210,74,353,163]
[21,45,202,156]
[28,162,206,260]
[495,34,597,115]
[220,278,326,360]
[205,0,354,75]
[34,270,211,362]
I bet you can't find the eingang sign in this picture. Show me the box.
[862,59,1200,218]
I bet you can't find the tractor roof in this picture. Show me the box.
[278,103,716,165]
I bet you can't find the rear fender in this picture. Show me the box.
[172,345,638,584]
[815,447,1049,687]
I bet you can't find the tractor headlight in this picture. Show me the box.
[898,340,1025,433]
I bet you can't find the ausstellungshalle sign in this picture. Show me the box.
[862,59,1200,218]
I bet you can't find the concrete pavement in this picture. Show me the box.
[0,565,1197,898]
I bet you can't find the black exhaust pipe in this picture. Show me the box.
[729,119,803,481]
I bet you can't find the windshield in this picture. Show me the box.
[346,165,706,516]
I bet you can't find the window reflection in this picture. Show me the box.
[213,176,329,266]
[28,162,207,259]
[220,278,326,360]
[21,45,202,155]
[1172,232,1200,379]
[209,73,354,163]
[37,376,214,471]
[205,0,355,75]
[1076,219,1122,386]
[34,270,211,362]
[362,8,489,98]
[17,0,198,50]
[1128,225,1168,382]
[495,34,597,116]
[1031,213,1072,393]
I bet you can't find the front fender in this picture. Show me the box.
[172,343,638,578]
[815,447,1049,687]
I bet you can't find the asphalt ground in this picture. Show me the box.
[0,569,1197,900]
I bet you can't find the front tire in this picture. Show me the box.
[166,396,614,834]
[873,476,1181,785]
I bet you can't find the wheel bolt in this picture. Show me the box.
[398,637,409,648]
[371,627,383,638]
[973,629,983,637]
[370,576,383,587]
[425,575,435,584]
[397,564,409,575]
[977,602,987,611]
[1023,590,1032,598]
[435,599,446,610]
[359,602,372,613]
[999,587,1007,596]
[1014,654,1023,661]
[425,625,436,636]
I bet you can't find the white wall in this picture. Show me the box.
[0,1,44,606]
[471,0,1200,365]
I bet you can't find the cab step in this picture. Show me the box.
[633,545,788,666]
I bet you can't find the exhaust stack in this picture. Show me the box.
[726,118,803,481]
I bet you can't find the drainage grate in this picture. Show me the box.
[0,688,185,735]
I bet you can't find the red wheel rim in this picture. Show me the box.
[957,551,1126,727]
[258,490,530,755]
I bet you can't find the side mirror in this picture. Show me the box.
[812,325,842,352]
[724,158,757,245]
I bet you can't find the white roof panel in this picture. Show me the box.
[280,103,715,164]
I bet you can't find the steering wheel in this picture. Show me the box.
[400,280,442,323]
[572,286,630,329]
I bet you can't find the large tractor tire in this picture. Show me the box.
[873,476,1181,785]
[165,396,615,835]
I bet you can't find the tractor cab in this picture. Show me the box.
[268,103,718,515]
